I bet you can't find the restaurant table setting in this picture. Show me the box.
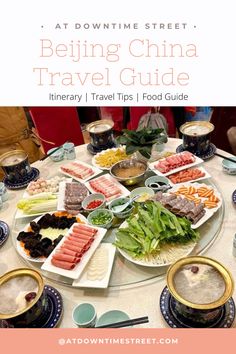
[0,120,236,328]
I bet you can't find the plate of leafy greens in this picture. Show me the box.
[114,200,199,267]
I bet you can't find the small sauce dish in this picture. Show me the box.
[222,157,236,175]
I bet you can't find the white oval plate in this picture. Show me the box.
[16,212,87,263]
[116,221,196,267]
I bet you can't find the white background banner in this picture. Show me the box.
[1,0,236,105]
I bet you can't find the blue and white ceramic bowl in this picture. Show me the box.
[109,197,134,219]
[222,157,236,175]
[145,176,170,192]
[47,147,64,162]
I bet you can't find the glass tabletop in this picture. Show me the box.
[11,177,224,290]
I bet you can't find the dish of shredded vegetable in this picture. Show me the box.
[91,147,131,169]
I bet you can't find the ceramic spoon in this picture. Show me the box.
[112,195,140,213]
[149,183,172,192]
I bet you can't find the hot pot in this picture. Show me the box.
[110,158,148,186]
[0,150,32,183]
[86,120,115,150]
[180,121,214,156]
[0,268,48,328]
[166,256,234,327]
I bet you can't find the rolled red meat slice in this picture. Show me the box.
[70,231,95,240]
[51,258,76,270]
[61,244,85,254]
[155,161,169,173]
[70,235,94,243]
[52,253,78,263]
[64,240,91,251]
[64,240,87,249]
[65,243,89,252]
[66,243,90,252]
[72,227,96,236]
[59,248,79,257]
[71,227,94,235]
[74,224,98,233]
[68,236,93,244]
[65,237,89,245]
[55,251,81,264]
[181,152,194,163]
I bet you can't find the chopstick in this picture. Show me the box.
[214,152,236,164]
[96,316,149,328]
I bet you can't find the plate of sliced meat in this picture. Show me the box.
[84,174,130,203]
[57,181,89,214]
[149,151,204,177]
[167,166,211,185]
[41,223,107,279]
[152,191,213,229]
[59,160,102,182]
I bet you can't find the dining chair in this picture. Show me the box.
[29,107,84,153]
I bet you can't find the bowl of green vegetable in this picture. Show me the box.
[87,209,113,229]
[109,197,134,219]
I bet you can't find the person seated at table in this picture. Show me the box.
[227,127,236,155]
[210,107,236,154]
[0,107,43,181]
[128,107,176,137]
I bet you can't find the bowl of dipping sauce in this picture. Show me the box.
[110,159,148,186]
[222,156,236,175]
[166,256,234,327]
[130,187,154,202]
[145,176,170,192]
[0,268,48,328]
[47,147,64,162]
[180,121,214,156]
[0,150,32,183]
[87,120,115,150]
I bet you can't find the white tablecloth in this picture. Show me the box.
[1,138,236,328]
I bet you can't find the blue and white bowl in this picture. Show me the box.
[47,147,64,162]
[222,157,236,175]
[145,176,170,192]
[109,197,134,219]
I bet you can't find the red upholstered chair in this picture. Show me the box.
[29,107,84,153]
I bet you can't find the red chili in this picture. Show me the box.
[87,200,103,209]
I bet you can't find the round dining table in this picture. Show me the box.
[0,138,236,328]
